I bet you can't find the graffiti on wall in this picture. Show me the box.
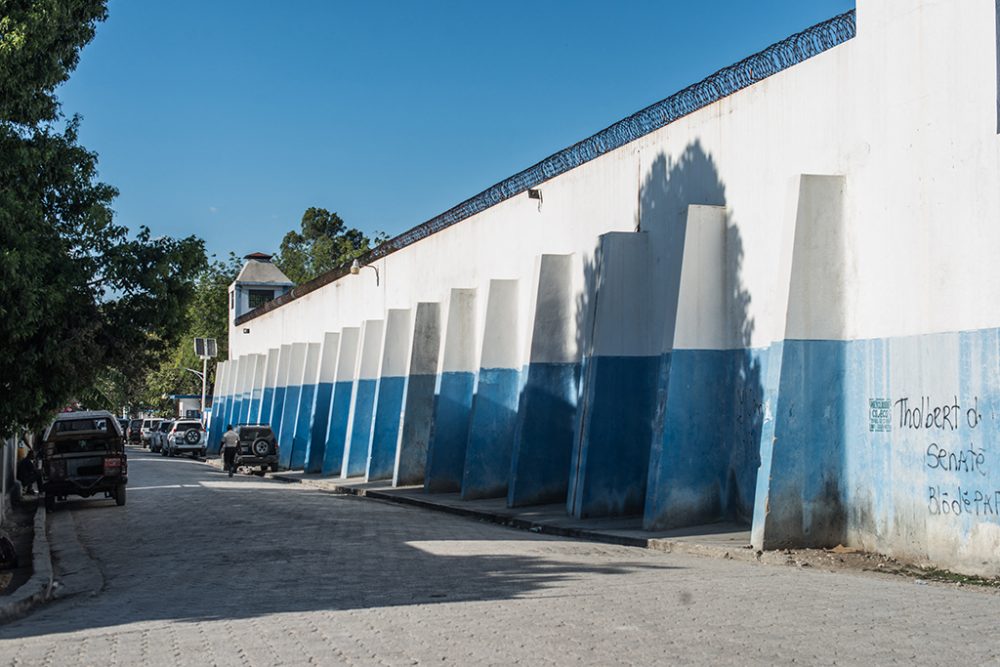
[882,395,999,518]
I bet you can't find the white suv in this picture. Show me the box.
[163,420,207,458]
[140,418,162,448]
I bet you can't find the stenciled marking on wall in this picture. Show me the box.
[883,395,999,518]
[869,398,891,432]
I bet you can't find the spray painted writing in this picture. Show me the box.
[895,396,981,431]
[928,486,1000,516]
[925,444,987,476]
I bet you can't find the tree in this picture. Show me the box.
[274,207,384,284]
[0,0,207,431]
[133,254,241,413]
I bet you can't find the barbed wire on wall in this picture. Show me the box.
[241,9,857,323]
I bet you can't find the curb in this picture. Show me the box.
[0,501,54,624]
[270,473,759,563]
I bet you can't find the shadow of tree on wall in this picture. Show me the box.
[636,141,763,527]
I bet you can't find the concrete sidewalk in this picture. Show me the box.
[269,470,755,561]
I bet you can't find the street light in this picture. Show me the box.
[193,338,217,417]
[350,259,379,286]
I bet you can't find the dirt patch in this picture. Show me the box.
[0,498,37,596]
[763,544,1000,590]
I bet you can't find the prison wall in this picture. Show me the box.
[221,0,1000,574]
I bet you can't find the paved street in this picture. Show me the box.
[0,449,997,666]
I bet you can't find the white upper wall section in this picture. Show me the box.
[231,0,1000,355]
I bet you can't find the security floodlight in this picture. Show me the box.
[349,259,379,286]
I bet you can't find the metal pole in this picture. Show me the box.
[201,357,208,418]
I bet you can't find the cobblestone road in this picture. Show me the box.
[0,449,998,665]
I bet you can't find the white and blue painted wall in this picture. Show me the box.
[424,289,477,493]
[258,348,280,425]
[322,327,359,476]
[462,279,521,500]
[276,343,306,468]
[367,309,412,481]
[207,360,229,452]
[342,320,384,477]
[509,254,581,508]
[288,342,321,470]
[304,333,340,474]
[222,0,1000,574]
[394,302,442,486]
[569,232,661,519]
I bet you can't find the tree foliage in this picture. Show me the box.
[136,254,241,413]
[0,0,206,431]
[274,207,383,284]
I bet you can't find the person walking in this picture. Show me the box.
[17,449,39,495]
[221,424,240,478]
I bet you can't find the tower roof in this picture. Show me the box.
[234,254,294,286]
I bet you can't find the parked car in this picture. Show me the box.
[150,420,173,453]
[234,424,279,474]
[127,419,143,445]
[163,420,207,458]
[40,410,128,511]
[140,418,162,448]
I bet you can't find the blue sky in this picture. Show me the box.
[58,1,855,261]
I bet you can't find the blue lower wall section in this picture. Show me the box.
[367,376,407,480]
[268,386,287,443]
[259,387,275,428]
[508,362,580,507]
[209,396,227,453]
[644,348,766,531]
[756,339,845,547]
[343,379,377,477]
[395,374,438,486]
[289,383,317,470]
[748,328,1000,575]
[425,372,476,493]
[226,397,241,432]
[277,385,302,469]
[322,380,354,476]
[237,393,251,425]
[305,382,334,473]
[462,368,521,500]
[247,396,261,424]
[569,355,660,518]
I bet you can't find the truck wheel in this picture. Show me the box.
[271,463,280,473]
[44,494,55,512]
[115,484,126,506]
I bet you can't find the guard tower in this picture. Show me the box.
[229,253,294,323]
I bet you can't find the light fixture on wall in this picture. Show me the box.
[527,188,543,212]
[350,259,380,286]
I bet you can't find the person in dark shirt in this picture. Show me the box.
[17,450,38,495]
